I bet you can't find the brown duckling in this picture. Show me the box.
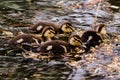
[81,31,103,52]
[8,34,41,51]
[8,27,57,52]
[8,34,41,45]
[38,35,82,57]
[29,21,58,34]
[80,23,107,52]
[8,27,57,44]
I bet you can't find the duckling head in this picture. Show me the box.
[69,35,82,47]
[95,23,107,36]
[60,22,75,34]
[42,27,56,41]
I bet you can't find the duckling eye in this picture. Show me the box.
[72,38,79,42]
[74,37,79,41]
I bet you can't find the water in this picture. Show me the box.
[0,0,120,80]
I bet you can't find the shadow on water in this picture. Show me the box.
[0,0,120,80]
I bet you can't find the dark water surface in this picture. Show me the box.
[0,0,120,80]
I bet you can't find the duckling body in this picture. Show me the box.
[39,40,70,55]
[8,34,41,51]
[8,34,41,45]
[81,31,103,52]
[39,35,82,57]
[29,21,59,34]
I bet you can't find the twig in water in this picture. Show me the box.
[93,0,102,30]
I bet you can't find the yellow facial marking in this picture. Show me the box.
[100,27,106,35]
[44,29,55,38]
[61,24,73,33]
[69,37,81,46]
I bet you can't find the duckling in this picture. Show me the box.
[81,31,103,52]
[29,21,58,34]
[8,34,41,51]
[8,27,57,51]
[8,34,41,45]
[38,35,82,57]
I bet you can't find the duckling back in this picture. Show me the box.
[39,40,70,56]
[29,21,59,34]
[39,34,82,57]
[8,34,41,45]
[8,34,41,51]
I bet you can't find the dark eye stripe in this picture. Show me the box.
[66,25,74,31]
[48,29,55,33]
[67,23,72,26]
[74,37,82,44]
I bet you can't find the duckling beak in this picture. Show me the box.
[81,43,87,48]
